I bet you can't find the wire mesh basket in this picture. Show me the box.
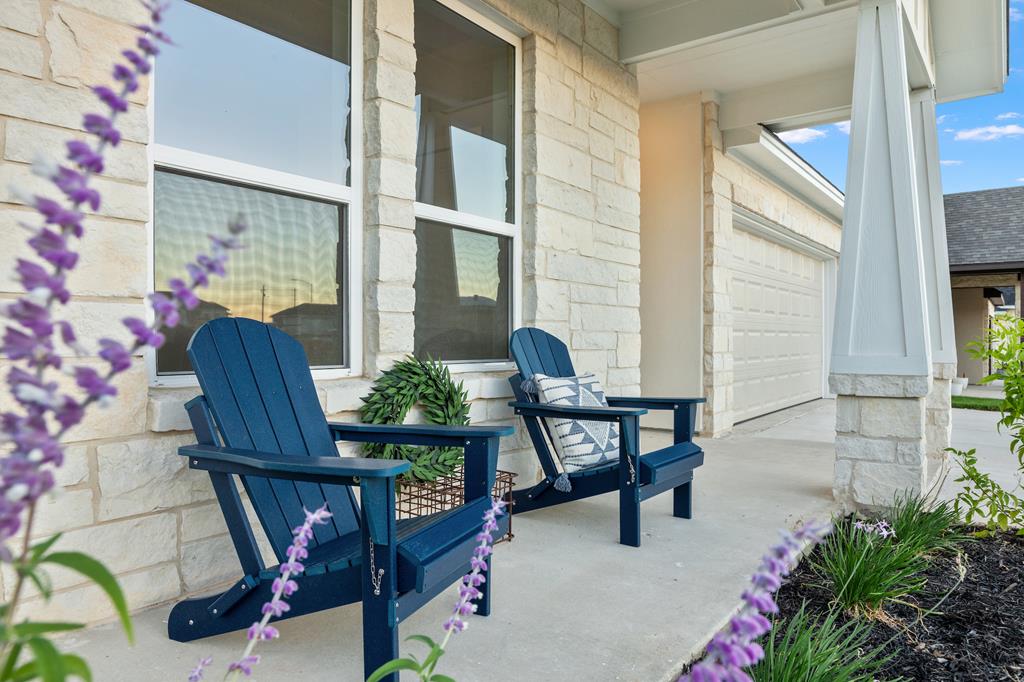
[395,466,517,542]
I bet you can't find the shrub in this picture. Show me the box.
[750,603,898,682]
[949,313,1024,536]
[886,493,964,556]
[811,518,926,614]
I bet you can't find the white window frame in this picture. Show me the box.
[145,0,363,388]
[413,0,523,374]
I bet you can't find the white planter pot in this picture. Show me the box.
[951,377,968,396]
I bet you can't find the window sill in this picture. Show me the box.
[444,360,516,375]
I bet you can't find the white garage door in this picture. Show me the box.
[732,227,825,422]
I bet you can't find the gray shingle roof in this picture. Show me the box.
[944,186,1024,267]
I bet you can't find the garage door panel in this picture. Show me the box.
[733,227,825,422]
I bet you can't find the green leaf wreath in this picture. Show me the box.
[360,357,470,483]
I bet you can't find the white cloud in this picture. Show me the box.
[943,128,956,133]
[834,121,851,135]
[1017,178,1024,183]
[939,160,963,166]
[778,128,827,144]
[954,124,1024,141]
[1011,6,1022,21]
[996,112,1022,120]
[936,114,950,125]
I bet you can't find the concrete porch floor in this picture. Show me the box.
[63,400,1014,681]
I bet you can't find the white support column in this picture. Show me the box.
[910,89,957,485]
[831,0,933,510]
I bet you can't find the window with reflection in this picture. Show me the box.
[152,0,353,376]
[414,220,511,361]
[154,171,346,373]
[413,0,518,362]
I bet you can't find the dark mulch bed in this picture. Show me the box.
[776,529,1024,681]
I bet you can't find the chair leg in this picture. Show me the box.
[362,595,399,682]
[673,481,693,519]
[475,555,493,617]
[619,485,641,547]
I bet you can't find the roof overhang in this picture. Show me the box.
[723,125,845,223]
[587,0,1008,130]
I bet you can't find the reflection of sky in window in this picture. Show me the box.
[449,125,508,222]
[451,229,500,301]
[155,2,350,184]
[154,171,342,322]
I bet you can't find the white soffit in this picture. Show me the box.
[931,0,1008,103]
[724,126,845,223]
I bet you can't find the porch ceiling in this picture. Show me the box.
[588,0,1007,131]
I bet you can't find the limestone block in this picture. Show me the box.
[321,378,370,416]
[0,161,148,222]
[181,534,238,592]
[365,56,415,105]
[369,0,415,42]
[535,72,575,121]
[0,25,43,77]
[616,282,640,307]
[571,330,616,350]
[56,444,90,487]
[46,5,147,103]
[0,208,147,298]
[96,434,214,520]
[850,462,926,507]
[0,72,148,143]
[606,366,640,388]
[835,434,897,462]
[31,488,94,538]
[365,100,417,160]
[147,388,198,432]
[532,175,595,218]
[583,5,617,60]
[835,395,859,432]
[180,503,229,543]
[932,362,957,380]
[375,311,415,353]
[5,513,176,598]
[16,563,179,625]
[588,129,615,163]
[925,377,951,409]
[546,252,607,286]
[859,397,925,439]
[374,227,417,282]
[569,283,616,305]
[525,279,570,320]
[368,160,416,205]
[896,440,926,465]
[0,0,41,35]
[61,0,149,25]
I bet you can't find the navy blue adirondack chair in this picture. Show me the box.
[508,327,705,547]
[168,318,513,680]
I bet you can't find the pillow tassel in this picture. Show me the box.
[553,472,572,493]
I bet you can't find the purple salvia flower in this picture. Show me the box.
[91,85,128,113]
[442,498,505,635]
[187,656,212,682]
[73,367,117,402]
[223,504,332,680]
[97,338,131,372]
[82,113,121,146]
[679,520,831,682]
[169,278,200,310]
[28,228,79,269]
[148,292,180,327]
[122,316,165,349]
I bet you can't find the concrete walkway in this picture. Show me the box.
[62,400,1014,681]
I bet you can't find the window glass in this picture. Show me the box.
[413,220,511,361]
[154,170,346,373]
[414,0,514,223]
[156,0,351,184]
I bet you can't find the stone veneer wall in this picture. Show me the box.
[0,0,640,624]
[700,100,842,436]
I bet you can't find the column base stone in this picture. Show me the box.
[832,373,931,512]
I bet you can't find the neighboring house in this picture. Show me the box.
[0,0,1007,623]
[944,186,1024,383]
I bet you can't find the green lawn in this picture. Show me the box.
[951,395,1004,412]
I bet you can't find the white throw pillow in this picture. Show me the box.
[531,372,620,474]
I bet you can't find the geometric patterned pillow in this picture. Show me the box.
[532,372,620,475]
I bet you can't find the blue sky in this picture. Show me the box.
[781,2,1023,196]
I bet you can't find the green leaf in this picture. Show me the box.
[366,658,423,682]
[22,568,52,602]
[19,637,65,682]
[0,644,23,681]
[41,553,132,644]
[12,623,83,639]
[430,675,457,682]
[26,536,62,567]
[405,634,439,649]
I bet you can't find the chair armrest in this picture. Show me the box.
[180,444,410,484]
[509,401,647,422]
[606,396,706,410]
[327,422,513,447]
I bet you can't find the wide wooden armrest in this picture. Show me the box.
[327,422,513,447]
[180,444,410,483]
[606,396,706,410]
[508,401,647,421]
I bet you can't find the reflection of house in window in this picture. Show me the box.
[271,303,344,367]
[158,298,231,374]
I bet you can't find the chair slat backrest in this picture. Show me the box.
[509,327,576,382]
[187,318,360,561]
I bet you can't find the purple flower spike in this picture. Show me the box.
[98,338,131,372]
[442,498,505,635]
[227,656,260,677]
[679,520,831,682]
[169,278,200,310]
[73,367,117,402]
[28,229,79,270]
[91,86,128,113]
[82,113,121,146]
[66,140,104,174]
[187,656,213,682]
[122,316,164,349]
